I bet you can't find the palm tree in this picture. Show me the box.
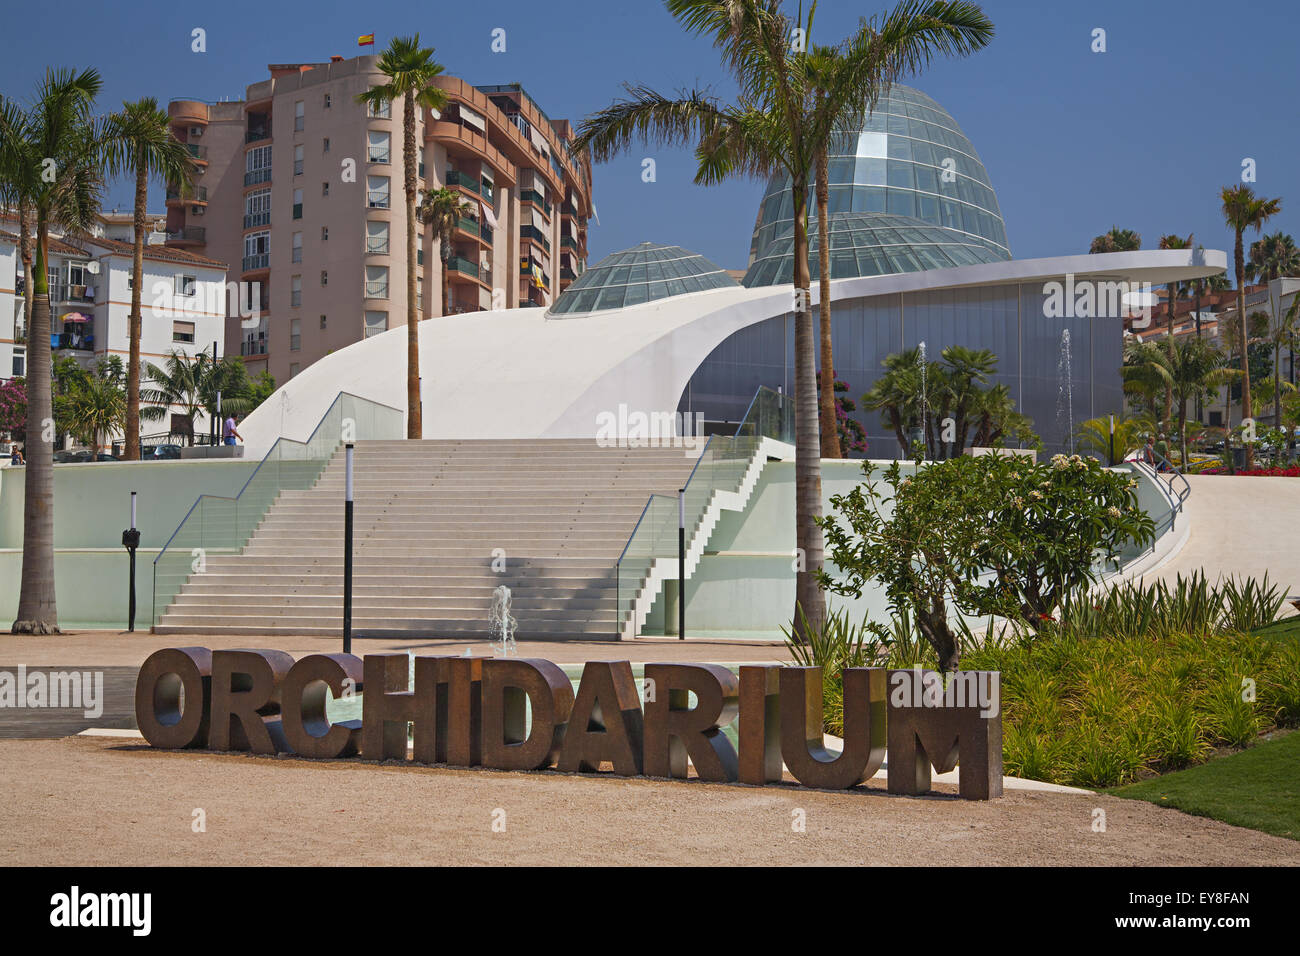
[357,36,449,439]
[1246,231,1300,429]
[1121,338,1172,422]
[1155,233,1192,429]
[1075,413,1152,465]
[417,187,472,315]
[575,0,993,640]
[63,360,126,454]
[1221,184,1282,470]
[1167,336,1231,468]
[103,97,196,461]
[140,349,256,444]
[1089,226,1141,253]
[861,347,928,456]
[1,68,105,634]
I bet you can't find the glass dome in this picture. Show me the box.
[745,84,1010,287]
[549,241,738,316]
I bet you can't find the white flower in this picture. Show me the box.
[1106,506,1121,518]
[1029,490,1043,500]
[1012,496,1025,508]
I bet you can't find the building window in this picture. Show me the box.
[365,265,389,299]
[321,270,328,286]
[172,320,196,343]
[323,93,331,109]
[367,175,390,208]
[244,188,271,228]
[323,137,330,153]
[12,351,25,377]
[291,275,302,307]
[320,314,327,329]
[290,318,301,351]
[364,310,388,337]
[174,274,197,296]
[294,100,305,132]
[244,145,272,186]
[322,180,329,197]
[367,130,391,164]
[292,188,303,219]
[366,220,389,256]
[321,226,329,241]
[294,144,304,176]
[289,362,300,378]
[367,95,391,119]
[292,231,303,263]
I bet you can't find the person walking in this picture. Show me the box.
[223,413,243,446]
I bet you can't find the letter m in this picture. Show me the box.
[885,669,1002,800]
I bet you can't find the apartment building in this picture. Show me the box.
[0,218,227,387]
[165,54,594,385]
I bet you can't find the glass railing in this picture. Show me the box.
[456,216,480,236]
[614,386,793,636]
[151,391,405,627]
[446,169,480,194]
[448,256,479,278]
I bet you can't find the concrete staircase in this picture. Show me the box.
[153,439,702,639]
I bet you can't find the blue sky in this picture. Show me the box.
[2,0,1297,270]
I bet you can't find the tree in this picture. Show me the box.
[1121,338,1172,423]
[1166,336,1232,467]
[1089,226,1141,253]
[1,67,105,634]
[575,0,994,641]
[357,36,448,440]
[1075,413,1152,465]
[818,453,1153,670]
[140,350,259,444]
[1156,232,1192,426]
[1221,184,1282,470]
[1246,231,1300,429]
[61,359,125,453]
[103,97,196,461]
[417,186,472,316]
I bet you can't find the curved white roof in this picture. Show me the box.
[239,247,1228,455]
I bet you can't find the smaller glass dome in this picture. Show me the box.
[743,213,1006,287]
[549,241,738,316]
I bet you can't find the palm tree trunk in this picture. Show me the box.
[814,145,841,459]
[13,223,58,633]
[1179,395,1189,470]
[125,163,147,460]
[441,229,451,316]
[18,200,33,339]
[790,178,826,643]
[1236,232,1253,470]
[404,91,421,439]
[1163,283,1175,430]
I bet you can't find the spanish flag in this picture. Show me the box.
[358,34,375,47]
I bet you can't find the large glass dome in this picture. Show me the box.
[745,84,1010,287]
[549,241,738,316]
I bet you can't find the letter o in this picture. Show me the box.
[135,647,212,748]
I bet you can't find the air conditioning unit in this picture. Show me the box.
[189,126,204,138]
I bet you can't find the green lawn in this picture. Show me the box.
[1252,616,1300,641]
[1110,730,1300,840]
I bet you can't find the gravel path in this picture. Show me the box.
[3,736,1296,866]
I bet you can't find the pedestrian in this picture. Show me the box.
[223,413,242,446]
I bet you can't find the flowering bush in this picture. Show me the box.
[1198,465,1300,477]
[817,452,1154,670]
[0,379,26,442]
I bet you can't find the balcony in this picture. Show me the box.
[52,330,94,352]
[520,224,550,253]
[243,211,271,229]
[520,189,551,216]
[367,149,391,165]
[455,216,481,237]
[561,234,584,254]
[428,119,516,186]
[242,253,270,273]
[445,168,480,196]
[364,280,389,299]
[447,257,480,280]
[245,127,270,144]
[244,167,272,187]
[167,226,206,245]
[185,143,208,162]
[367,192,390,209]
[365,239,390,256]
[241,338,268,356]
[48,284,95,304]
[166,185,207,206]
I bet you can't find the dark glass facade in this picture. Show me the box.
[677,283,1124,458]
